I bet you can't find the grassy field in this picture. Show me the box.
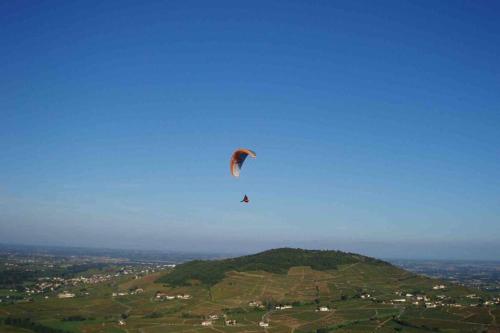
[1,253,498,333]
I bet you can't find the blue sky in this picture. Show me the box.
[1,1,499,259]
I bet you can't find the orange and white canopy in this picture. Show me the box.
[230,148,256,177]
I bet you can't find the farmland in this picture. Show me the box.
[1,248,499,332]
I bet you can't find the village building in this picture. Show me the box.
[155,292,176,300]
[57,291,75,299]
[155,292,165,299]
[249,300,263,307]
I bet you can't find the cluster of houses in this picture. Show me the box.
[197,301,332,328]
[248,300,294,311]
[155,292,191,301]
[200,314,237,327]
[0,254,179,306]
[18,277,70,297]
[382,288,500,308]
[116,264,175,277]
[464,294,500,307]
[4,263,178,304]
[248,300,265,309]
[388,291,441,307]
[39,273,115,290]
[111,288,144,297]
[21,272,140,299]
[127,264,176,280]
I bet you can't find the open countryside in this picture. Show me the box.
[1,247,498,333]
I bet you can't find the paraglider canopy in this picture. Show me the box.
[230,148,256,177]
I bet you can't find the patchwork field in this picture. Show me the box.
[1,257,498,333]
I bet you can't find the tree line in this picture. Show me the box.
[3,317,72,333]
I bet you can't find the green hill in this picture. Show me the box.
[2,248,498,333]
[157,247,388,286]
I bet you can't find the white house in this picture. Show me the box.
[249,300,263,307]
[57,292,75,299]
[177,294,191,299]
[259,321,269,327]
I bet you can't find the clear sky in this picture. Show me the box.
[1,1,499,259]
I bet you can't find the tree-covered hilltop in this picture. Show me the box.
[157,248,389,287]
